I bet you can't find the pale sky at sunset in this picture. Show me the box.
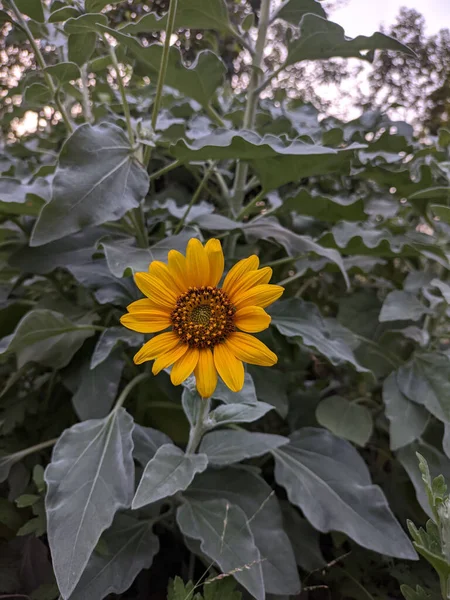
[330,0,450,36]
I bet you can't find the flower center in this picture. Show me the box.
[171,286,236,349]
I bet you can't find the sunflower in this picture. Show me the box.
[120,238,284,398]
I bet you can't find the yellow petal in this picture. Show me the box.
[149,261,181,294]
[168,250,189,292]
[170,347,200,386]
[120,311,171,333]
[235,306,271,333]
[194,349,217,398]
[126,298,162,313]
[186,238,209,287]
[152,344,188,375]
[134,272,177,309]
[233,284,284,310]
[214,343,244,392]
[227,266,273,302]
[226,332,277,366]
[222,255,259,298]
[133,332,180,364]
[205,239,224,287]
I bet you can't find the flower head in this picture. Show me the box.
[120,238,284,398]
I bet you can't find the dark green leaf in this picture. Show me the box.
[244,217,349,286]
[0,177,49,215]
[248,366,289,417]
[316,395,373,446]
[211,372,258,405]
[185,467,300,595]
[90,327,142,369]
[24,83,52,105]
[170,130,365,190]
[44,408,135,598]
[397,353,450,424]
[280,188,366,222]
[68,33,97,67]
[69,514,159,600]
[120,0,231,33]
[282,505,326,572]
[286,14,415,66]
[132,444,208,509]
[199,430,288,466]
[72,350,124,420]
[274,0,326,25]
[98,26,226,108]
[271,298,369,372]
[48,6,80,23]
[273,428,417,559]
[31,123,149,246]
[0,310,96,369]
[397,441,450,518]
[209,402,274,427]
[431,204,450,224]
[132,425,172,466]
[177,498,265,600]
[380,290,429,322]
[15,0,44,22]
[44,62,81,85]
[64,13,108,33]
[102,229,197,277]
[383,373,429,451]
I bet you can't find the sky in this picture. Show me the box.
[331,0,450,36]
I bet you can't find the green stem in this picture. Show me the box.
[106,38,134,145]
[8,437,59,463]
[262,254,302,268]
[254,62,287,95]
[231,0,271,215]
[113,373,149,411]
[206,104,226,127]
[7,0,73,132]
[174,163,215,234]
[149,159,182,181]
[236,189,266,220]
[144,0,179,166]
[185,397,211,454]
[225,24,254,55]
[80,64,92,123]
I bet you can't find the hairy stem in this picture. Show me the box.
[106,39,134,145]
[7,0,73,132]
[113,373,149,411]
[231,0,271,215]
[143,0,179,166]
[174,163,215,234]
[185,397,211,454]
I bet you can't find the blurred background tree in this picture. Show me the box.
[1,1,449,136]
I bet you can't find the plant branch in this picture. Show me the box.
[7,0,73,132]
[231,0,271,215]
[185,397,212,454]
[113,373,150,411]
[143,0,179,166]
[254,62,287,95]
[80,64,93,123]
[225,24,255,55]
[174,163,215,234]
[236,188,267,220]
[149,159,182,180]
[206,104,226,127]
[105,38,134,146]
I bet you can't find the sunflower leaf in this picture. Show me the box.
[177,498,265,600]
[31,123,149,246]
[44,408,135,598]
[132,444,208,509]
[272,427,417,559]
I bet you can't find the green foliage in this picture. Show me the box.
[1,0,450,599]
